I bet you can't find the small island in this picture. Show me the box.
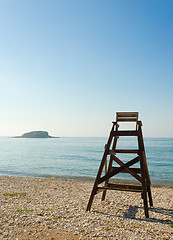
[15,131,57,138]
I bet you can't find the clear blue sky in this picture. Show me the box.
[0,0,173,137]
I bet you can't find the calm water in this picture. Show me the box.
[0,137,172,186]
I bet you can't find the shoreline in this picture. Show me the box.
[0,176,173,239]
[0,174,173,188]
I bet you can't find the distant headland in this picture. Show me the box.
[15,131,58,138]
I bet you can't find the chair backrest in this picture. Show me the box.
[116,112,138,130]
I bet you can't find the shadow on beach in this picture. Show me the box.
[93,205,173,225]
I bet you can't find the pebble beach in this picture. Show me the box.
[0,176,172,240]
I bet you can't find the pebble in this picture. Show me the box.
[0,176,173,239]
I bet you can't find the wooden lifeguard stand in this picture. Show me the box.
[86,112,153,218]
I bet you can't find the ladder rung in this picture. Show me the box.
[97,183,142,193]
[113,130,139,136]
[109,149,138,154]
[111,167,141,174]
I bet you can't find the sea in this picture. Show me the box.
[0,137,173,186]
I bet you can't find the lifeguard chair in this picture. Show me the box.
[86,112,153,218]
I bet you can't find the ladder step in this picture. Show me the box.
[113,130,139,136]
[109,149,139,154]
[111,167,141,174]
[97,183,142,193]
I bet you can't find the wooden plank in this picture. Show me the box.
[116,149,138,154]
[138,123,153,208]
[101,149,107,201]
[109,149,138,154]
[147,185,153,207]
[97,183,142,192]
[117,117,138,122]
[138,127,149,218]
[116,112,138,118]
[112,130,139,136]
[98,156,139,184]
[111,167,141,173]
[138,123,151,185]
[108,183,142,191]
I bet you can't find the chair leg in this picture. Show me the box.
[101,157,113,201]
[142,183,149,218]
[147,185,153,207]
[140,162,149,218]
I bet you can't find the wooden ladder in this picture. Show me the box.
[86,112,153,218]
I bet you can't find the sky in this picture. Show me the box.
[0,0,173,137]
